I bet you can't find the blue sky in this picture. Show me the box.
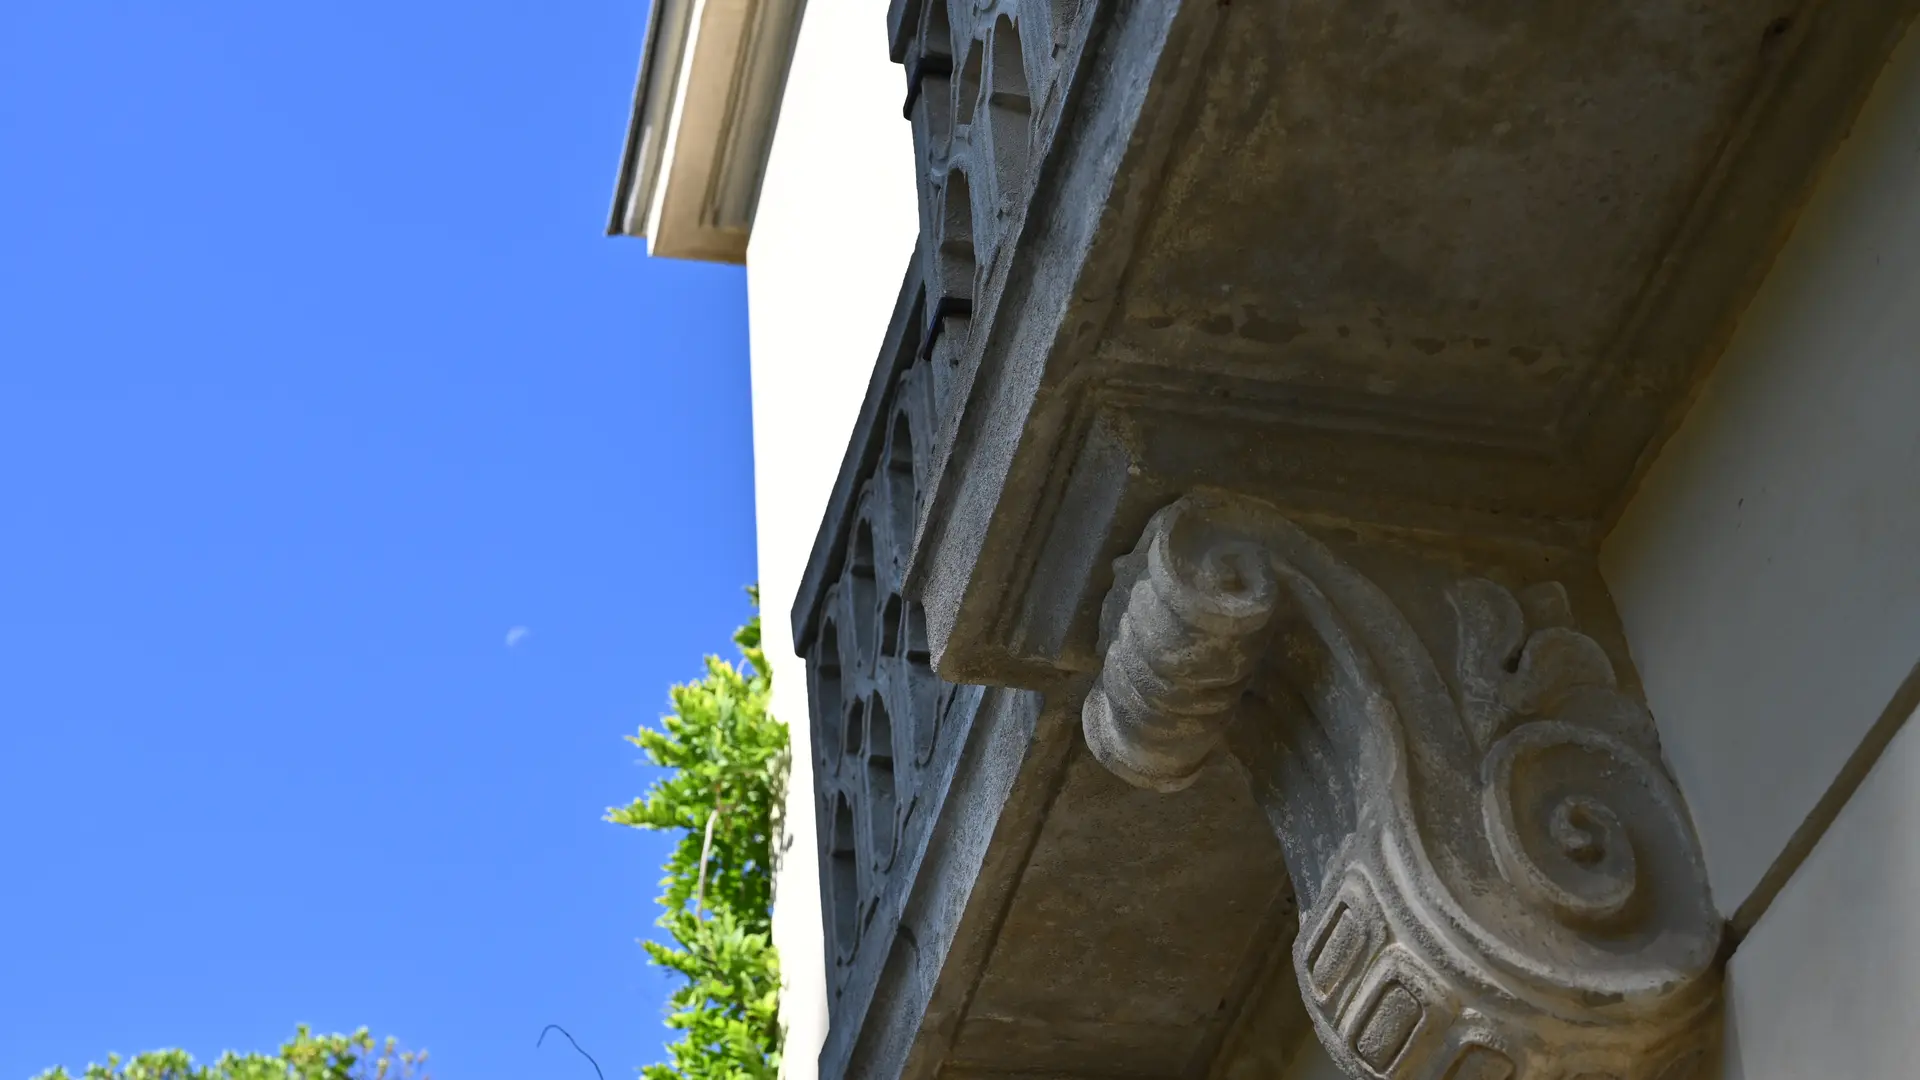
[0,3,757,1077]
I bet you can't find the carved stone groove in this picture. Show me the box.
[808,343,979,1008]
[899,0,1073,413]
[1084,492,1721,1080]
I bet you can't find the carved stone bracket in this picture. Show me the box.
[1084,492,1721,1080]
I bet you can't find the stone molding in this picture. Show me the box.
[892,0,1919,687]
[1085,492,1721,1080]
[808,329,967,998]
[897,0,1071,354]
[794,257,994,1042]
[607,0,807,261]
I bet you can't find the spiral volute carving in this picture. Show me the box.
[1083,505,1277,792]
[1083,494,1724,1080]
[1482,721,1671,928]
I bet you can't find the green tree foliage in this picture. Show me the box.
[608,591,788,1080]
[30,1028,426,1080]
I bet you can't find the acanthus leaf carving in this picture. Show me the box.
[1083,492,1722,1080]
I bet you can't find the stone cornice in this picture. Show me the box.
[607,0,807,262]
[894,0,1918,684]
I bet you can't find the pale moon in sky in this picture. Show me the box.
[505,626,531,648]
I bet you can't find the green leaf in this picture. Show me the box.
[31,1028,425,1080]
[609,588,787,1079]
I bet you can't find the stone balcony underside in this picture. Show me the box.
[903,0,1916,684]
[795,2,1917,1078]
[949,752,1296,1078]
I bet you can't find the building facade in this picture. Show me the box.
[611,3,1920,1078]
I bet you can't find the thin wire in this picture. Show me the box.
[536,1025,606,1080]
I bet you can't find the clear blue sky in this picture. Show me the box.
[0,3,758,1078]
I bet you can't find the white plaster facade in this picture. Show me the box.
[1603,19,1920,1077]
[741,5,919,1078]
[616,3,1920,1076]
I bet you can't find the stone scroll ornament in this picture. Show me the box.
[1083,493,1721,1080]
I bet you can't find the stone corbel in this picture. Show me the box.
[1083,493,1721,1080]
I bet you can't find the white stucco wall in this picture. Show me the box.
[744,4,919,1078]
[1601,19,1920,921]
[1720,699,1920,1079]
[1602,18,1920,1080]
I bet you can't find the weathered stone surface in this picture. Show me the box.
[1084,492,1720,1079]
[950,751,1292,1077]
[795,255,993,1031]
[896,0,1916,685]
[790,2,1915,1077]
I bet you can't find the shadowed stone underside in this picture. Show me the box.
[793,1,1918,1077]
